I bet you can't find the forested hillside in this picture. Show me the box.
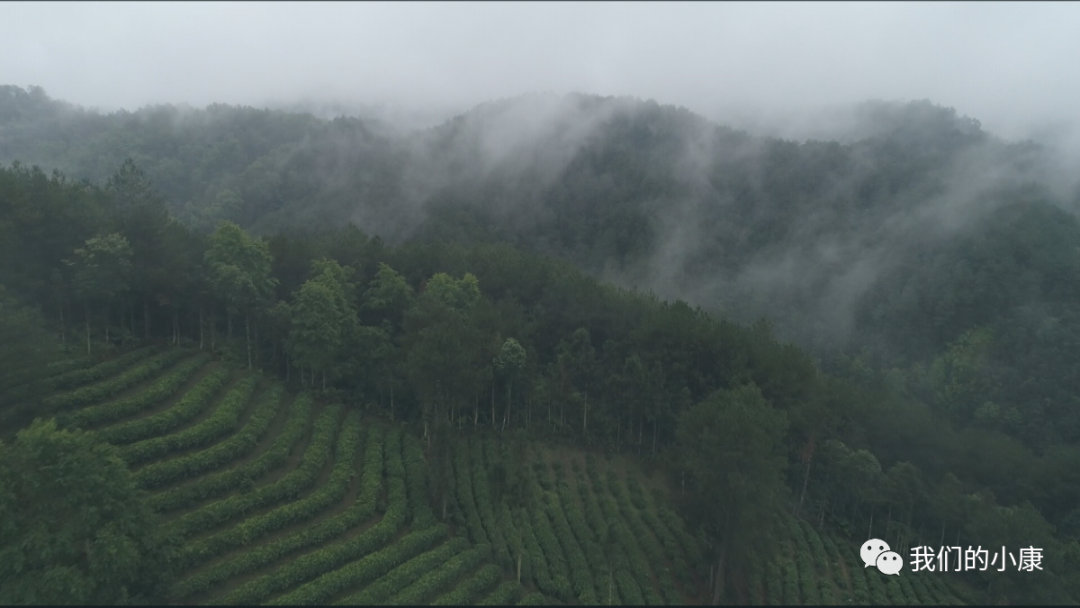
[3,85,1080,604]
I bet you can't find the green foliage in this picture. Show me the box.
[0,291,99,402]
[554,460,609,601]
[517,591,552,605]
[68,232,133,304]
[174,423,383,600]
[361,262,413,327]
[781,560,800,604]
[287,258,360,387]
[211,425,408,605]
[518,501,553,596]
[629,478,693,588]
[178,411,361,572]
[595,478,662,605]
[118,373,258,465]
[100,365,230,445]
[471,439,511,567]
[453,438,489,546]
[0,419,177,604]
[168,403,341,543]
[336,536,470,605]
[478,580,523,605]
[543,476,597,603]
[61,354,208,429]
[0,345,157,427]
[133,383,282,489]
[266,524,449,605]
[38,348,185,414]
[49,345,156,393]
[677,383,789,560]
[147,391,310,513]
[607,471,680,604]
[430,562,502,605]
[4,91,1080,604]
[402,429,437,529]
[423,271,481,311]
[205,221,276,314]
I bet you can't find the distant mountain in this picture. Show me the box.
[4,87,1080,449]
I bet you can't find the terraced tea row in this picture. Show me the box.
[740,511,969,605]
[13,345,977,605]
[147,391,311,513]
[173,423,384,601]
[59,353,210,430]
[0,346,165,426]
[134,384,284,490]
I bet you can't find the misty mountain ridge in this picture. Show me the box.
[3,87,1079,384]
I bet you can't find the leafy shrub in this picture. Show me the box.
[430,563,501,606]
[134,383,281,490]
[118,374,258,465]
[147,392,310,513]
[167,403,340,541]
[60,354,208,429]
[100,366,230,445]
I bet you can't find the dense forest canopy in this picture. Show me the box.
[3,85,1080,603]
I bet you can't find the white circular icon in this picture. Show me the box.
[876,550,904,575]
[860,538,890,569]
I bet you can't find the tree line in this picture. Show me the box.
[2,159,1079,603]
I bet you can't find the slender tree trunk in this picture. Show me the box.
[712,544,727,605]
[144,296,150,339]
[491,381,496,430]
[286,357,290,382]
[199,306,205,350]
[66,299,73,347]
[502,381,511,432]
[227,310,233,344]
[173,310,179,345]
[797,457,813,518]
[85,304,91,355]
[211,309,217,350]
[253,321,259,366]
[475,393,479,428]
[245,314,252,369]
[58,298,66,346]
[104,303,109,344]
[390,385,395,421]
[652,422,657,456]
[322,369,326,391]
[583,390,588,437]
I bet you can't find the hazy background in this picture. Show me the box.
[3,2,1078,142]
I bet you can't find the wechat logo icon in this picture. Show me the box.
[861,538,904,575]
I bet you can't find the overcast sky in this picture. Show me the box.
[3,2,1078,141]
